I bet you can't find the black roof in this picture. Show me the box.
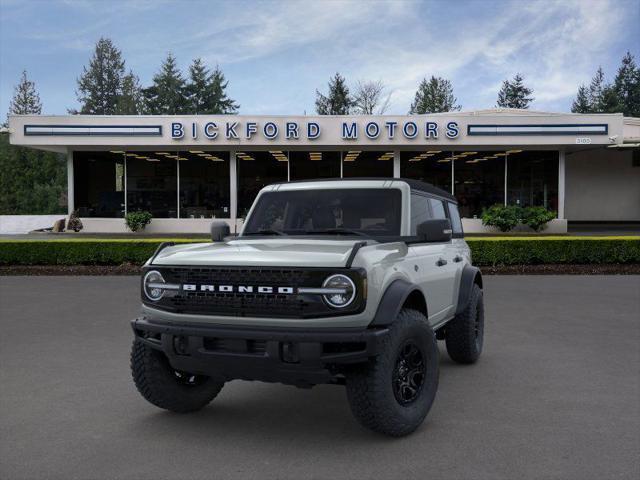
[272,177,457,202]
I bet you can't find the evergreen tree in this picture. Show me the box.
[143,53,188,114]
[185,59,239,114]
[1,72,66,214]
[75,37,126,114]
[186,58,209,114]
[116,71,144,115]
[207,65,239,114]
[587,66,607,112]
[0,135,67,215]
[315,73,353,115]
[613,51,640,117]
[571,85,591,113]
[496,73,534,109]
[409,76,460,114]
[9,70,42,116]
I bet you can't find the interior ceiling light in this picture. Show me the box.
[465,151,478,155]
[495,153,507,156]
[146,158,160,162]
[125,153,137,157]
[189,150,204,154]
[135,156,149,159]
[155,152,170,155]
[437,159,451,163]
[427,150,442,154]
[110,150,125,154]
[507,149,523,154]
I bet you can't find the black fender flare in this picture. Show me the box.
[455,265,483,316]
[369,279,426,327]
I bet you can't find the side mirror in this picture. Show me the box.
[416,219,452,243]
[210,220,230,242]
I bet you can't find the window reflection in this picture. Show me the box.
[507,150,558,212]
[454,151,505,218]
[401,151,452,192]
[237,151,288,217]
[126,152,177,218]
[178,151,230,218]
[289,151,340,180]
[342,150,394,177]
[73,151,125,218]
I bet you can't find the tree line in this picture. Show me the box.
[71,37,239,115]
[314,52,639,116]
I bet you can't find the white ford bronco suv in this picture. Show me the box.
[131,178,484,436]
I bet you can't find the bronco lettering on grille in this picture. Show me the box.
[182,284,295,294]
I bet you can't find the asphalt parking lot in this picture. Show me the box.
[1,275,638,480]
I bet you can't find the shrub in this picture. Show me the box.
[521,206,556,232]
[481,205,520,232]
[125,211,153,232]
[66,210,83,232]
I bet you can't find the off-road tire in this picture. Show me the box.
[131,340,224,413]
[345,308,439,437]
[445,283,484,364]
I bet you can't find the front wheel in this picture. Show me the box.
[131,340,224,413]
[345,309,439,437]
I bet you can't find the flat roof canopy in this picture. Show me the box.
[8,109,630,153]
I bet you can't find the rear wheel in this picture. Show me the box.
[445,283,484,364]
[131,340,224,413]
[345,309,439,437]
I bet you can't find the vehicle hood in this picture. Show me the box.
[151,238,364,268]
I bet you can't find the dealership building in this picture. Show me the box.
[8,109,640,233]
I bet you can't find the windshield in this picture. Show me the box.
[243,188,402,236]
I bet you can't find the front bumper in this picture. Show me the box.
[131,317,389,387]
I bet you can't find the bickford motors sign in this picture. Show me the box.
[171,119,461,141]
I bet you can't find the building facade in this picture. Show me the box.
[8,109,640,233]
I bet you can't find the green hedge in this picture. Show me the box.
[0,239,202,266]
[466,237,640,266]
[0,237,639,266]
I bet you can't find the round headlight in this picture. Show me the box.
[322,274,356,308]
[143,270,165,301]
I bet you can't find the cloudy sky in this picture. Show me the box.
[1,0,638,117]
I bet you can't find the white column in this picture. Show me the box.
[558,149,566,219]
[229,150,237,224]
[393,150,401,177]
[450,153,455,195]
[504,154,508,206]
[123,155,127,216]
[66,149,74,215]
[176,158,180,219]
[340,151,344,178]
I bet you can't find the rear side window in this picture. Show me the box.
[448,202,463,235]
[429,198,447,219]
[410,194,432,234]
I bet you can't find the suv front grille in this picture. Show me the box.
[144,266,365,319]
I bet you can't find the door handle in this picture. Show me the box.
[453,255,463,263]
[436,258,447,267]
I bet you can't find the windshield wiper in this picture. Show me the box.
[244,229,286,236]
[303,228,369,237]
